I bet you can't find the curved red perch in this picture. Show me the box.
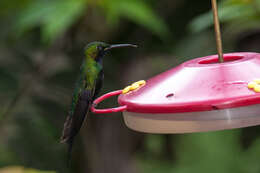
[91,90,127,114]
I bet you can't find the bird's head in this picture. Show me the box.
[84,41,137,63]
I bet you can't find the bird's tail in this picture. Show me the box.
[66,138,74,167]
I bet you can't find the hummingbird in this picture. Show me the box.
[61,41,137,162]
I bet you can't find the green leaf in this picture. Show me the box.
[0,0,30,17]
[15,0,87,42]
[41,0,87,42]
[14,0,170,41]
[189,3,255,33]
[101,0,170,40]
[117,0,170,39]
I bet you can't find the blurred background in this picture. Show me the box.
[1,0,260,172]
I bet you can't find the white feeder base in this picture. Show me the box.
[123,104,260,133]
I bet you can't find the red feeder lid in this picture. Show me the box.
[118,52,260,113]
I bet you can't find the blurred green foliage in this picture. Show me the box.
[190,0,260,32]
[99,0,170,39]
[139,130,260,173]
[0,166,55,173]
[2,0,170,42]
[15,0,87,42]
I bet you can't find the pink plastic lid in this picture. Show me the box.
[118,52,260,113]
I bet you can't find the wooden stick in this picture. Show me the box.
[211,0,224,63]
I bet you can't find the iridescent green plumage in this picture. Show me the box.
[69,52,102,116]
[61,41,137,164]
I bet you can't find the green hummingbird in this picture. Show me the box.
[61,41,137,161]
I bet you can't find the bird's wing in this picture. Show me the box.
[61,89,92,143]
[61,88,92,165]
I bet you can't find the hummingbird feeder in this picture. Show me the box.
[91,0,260,133]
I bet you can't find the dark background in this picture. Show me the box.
[1,0,260,172]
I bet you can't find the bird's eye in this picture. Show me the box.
[97,45,103,52]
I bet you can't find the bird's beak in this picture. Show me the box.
[104,44,137,51]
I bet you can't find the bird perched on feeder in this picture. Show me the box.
[61,41,137,162]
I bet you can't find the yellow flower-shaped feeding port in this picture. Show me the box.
[122,80,146,94]
[248,79,260,92]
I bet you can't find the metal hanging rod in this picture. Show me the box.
[211,0,224,63]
